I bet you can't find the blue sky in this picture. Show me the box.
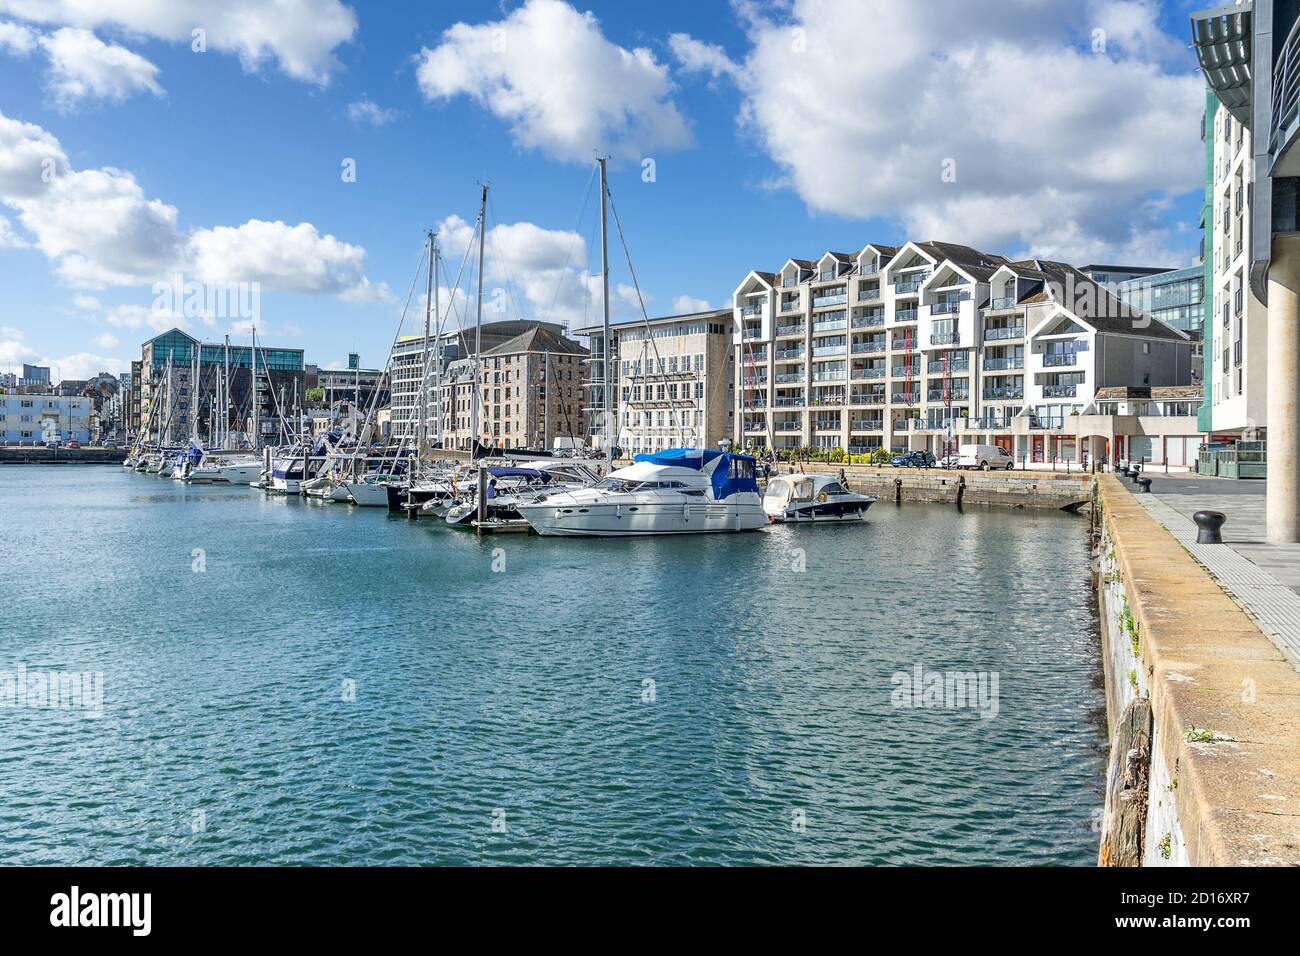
[0,0,1207,381]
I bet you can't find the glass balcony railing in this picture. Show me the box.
[775,348,805,360]
[894,277,925,294]
[927,389,970,402]
[1043,353,1077,367]
[855,341,886,354]
[852,367,885,380]
[1029,415,1065,429]
[742,327,763,339]
[987,295,1017,310]
[982,386,1024,400]
[984,326,1025,341]
[772,396,805,407]
[852,392,887,405]
[852,313,885,328]
[850,419,884,431]
[929,332,960,345]
[891,365,920,378]
[779,298,801,312]
[890,391,920,404]
[968,416,1012,430]
[895,309,918,322]
[741,304,764,317]
[774,420,801,431]
[813,346,848,357]
[930,301,961,316]
[857,288,881,302]
[776,324,805,337]
[812,292,848,308]
[982,356,1024,371]
[774,373,803,384]
[813,318,848,333]
[811,370,847,382]
[742,350,768,364]
[1042,383,1078,397]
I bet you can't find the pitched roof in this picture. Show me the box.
[482,324,589,357]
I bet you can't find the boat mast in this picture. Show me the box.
[223,334,230,449]
[472,184,487,455]
[250,326,259,450]
[433,233,442,446]
[598,157,612,461]
[418,229,433,460]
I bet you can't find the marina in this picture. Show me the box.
[2,465,1105,866]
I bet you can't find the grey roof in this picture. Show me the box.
[482,324,589,358]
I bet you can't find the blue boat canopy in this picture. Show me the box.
[633,447,758,498]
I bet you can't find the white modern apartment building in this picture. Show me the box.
[575,308,734,455]
[1202,94,1268,439]
[733,241,1196,464]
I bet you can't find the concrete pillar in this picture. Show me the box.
[1267,236,1300,544]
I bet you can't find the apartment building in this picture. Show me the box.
[1200,90,1267,440]
[129,328,305,446]
[306,354,389,411]
[0,393,91,444]
[434,324,586,453]
[733,242,1195,464]
[575,308,734,455]
[388,318,564,442]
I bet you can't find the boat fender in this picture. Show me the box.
[817,491,828,503]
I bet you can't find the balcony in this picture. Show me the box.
[968,416,1011,430]
[931,358,970,373]
[852,392,887,406]
[1043,353,1077,367]
[774,348,805,360]
[927,388,970,402]
[894,277,924,294]
[890,365,920,378]
[1042,383,1078,398]
[772,396,805,407]
[740,303,764,317]
[986,295,1017,311]
[774,373,803,384]
[774,419,801,432]
[813,345,847,357]
[983,386,1024,400]
[895,308,918,323]
[742,350,768,364]
[776,324,805,337]
[857,288,881,302]
[813,420,842,432]
[930,301,961,316]
[854,340,886,354]
[812,292,848,309]
[813,317,848,333]
[984,326,1025,341]
[1029,415,1065,430]
[890,391,920,404]
[851,367,885,380]
[852,312,885,329]
[929,331,960,346]
[742,326,764,340]
[982,356,1024,371]
[780,298,801,313]
[850,419,884,431]
[811,370,846,382]
[1234,339,1243,365]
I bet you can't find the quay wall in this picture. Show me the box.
[805,464,1092,511]
[0,447,126,465]
[1095,475,1300,866]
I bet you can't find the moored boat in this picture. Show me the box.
[762,473,877,523]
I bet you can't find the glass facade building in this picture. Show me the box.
[1116,266,1205,339]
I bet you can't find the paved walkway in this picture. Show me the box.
[1134,474,1300,665]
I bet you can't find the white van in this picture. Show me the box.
[958,443,1014,470]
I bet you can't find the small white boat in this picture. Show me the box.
[340,474,402,507]
[517,448,768,537]
[762,473,877,523]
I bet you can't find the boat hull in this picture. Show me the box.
[342,482,391,507]
[772,499,876,523]
[519,498,768,536]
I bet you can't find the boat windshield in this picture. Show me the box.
[597,477,690,493]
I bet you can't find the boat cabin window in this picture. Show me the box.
[820,482,846,495]
[728,458,755,479]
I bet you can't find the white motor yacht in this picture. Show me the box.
[516,448,767,536]
[762,473,877,523]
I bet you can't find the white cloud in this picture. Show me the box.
[347,97,398,125]
[189,219,389,300]
[40,27,163,108]
[92,331,119,349]
[667,34,739,82]
[0,213,27,248]
[72,293,100,311]
[0,336,128,378]
[0,0,357,85]
[0,18,34,54]
[672,294,711,314]
[674,0,1203,263]
[416,0,691,162]
[0,109,385,299]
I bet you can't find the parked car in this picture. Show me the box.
[65,439,81,449]
[937,454,961,469]
[102,439,118,449]
[957,443,1015,471]
[890,450,936,468]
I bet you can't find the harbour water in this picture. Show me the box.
[1,467,1106,865]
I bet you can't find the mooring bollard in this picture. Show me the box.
[894,477,903,503]
[1135,476,1151,494]
[1193,510,1226,544]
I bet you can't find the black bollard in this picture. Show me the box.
[1193,510,1226,544]
[1136,476,1152,494]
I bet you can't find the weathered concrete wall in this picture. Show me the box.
[793,465,1092,511]
[0,447,126,464]
[1096,475,1300,866]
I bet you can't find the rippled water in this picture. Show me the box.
[0,466,1105,865]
